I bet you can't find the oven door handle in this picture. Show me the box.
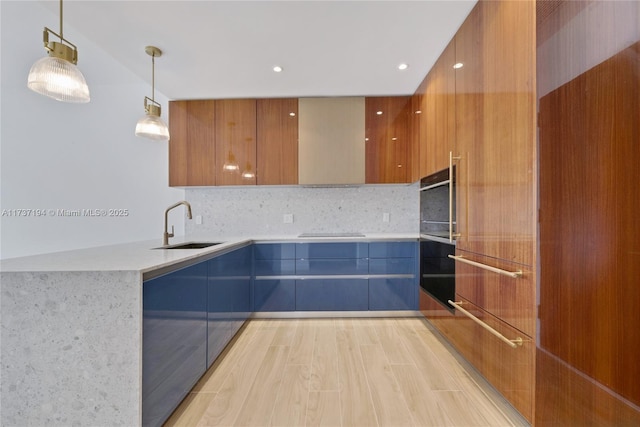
[449,151,461,242]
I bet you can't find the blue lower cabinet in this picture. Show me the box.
[254,243,296,260]
[369,241,417,258]
[255,259,295,276]
[207,246,252,367]
[253,279,296,311]
[296,258,369,275]
[369,278,417,310]
[142,262,208,427]
[295,279,369,311]
[296,242,369,259]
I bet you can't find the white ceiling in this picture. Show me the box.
[41,0,476,100]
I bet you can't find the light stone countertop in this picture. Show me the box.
[0,233,419,274]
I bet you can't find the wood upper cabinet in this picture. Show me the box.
[419,38,456,178]
[214,99,257,186]
[407,93,422,183]
[256,98,298,185]
[454,0,536,266]
[365,96,411,184]
[169,100,216,186]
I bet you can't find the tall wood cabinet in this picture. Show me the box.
[421,0,639,425]
[420,0,537,423]
[536,0,640,424]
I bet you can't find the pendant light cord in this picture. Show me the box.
[59,0,64,41]
[151,53,156,103]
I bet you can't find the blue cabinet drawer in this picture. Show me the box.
[295,279,369,311]
[296,258,369,275]
[253,279,296,311]
[254,243,296,260]
[369,241,417,258]
[296,242,368,259]
[369,258,416,275]
[369,278,417,310]
[255,259,296,276]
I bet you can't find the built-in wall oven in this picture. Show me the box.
[419,159,457,310]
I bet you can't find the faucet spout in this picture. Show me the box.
[163,200,193,246]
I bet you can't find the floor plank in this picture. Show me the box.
[306,391,342,427]
[335,323,379,427]
[270,364,311,427]
[310,321,340,392]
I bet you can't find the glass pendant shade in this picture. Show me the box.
[27,56,90,103]
[135,113,170,141]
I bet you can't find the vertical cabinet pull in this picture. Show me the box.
[449,151,461,243]
[448,300,524,348]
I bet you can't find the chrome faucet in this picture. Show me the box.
[163,201,193,246]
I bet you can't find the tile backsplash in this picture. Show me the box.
[185,183,419,237]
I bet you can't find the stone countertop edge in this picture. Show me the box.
[0,233,419,274]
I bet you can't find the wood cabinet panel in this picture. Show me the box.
[408,94,421,182]
[454,0,536,266]
[536,347,640,426]
[420,39,456,178]
[256,98,298,185]
[214,99,257,186]
[539,41,640,409]
[365,96,411,183]
[168,100,216,186]
[454,249,535,338]
[432,295,534,423]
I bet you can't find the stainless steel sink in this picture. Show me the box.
[154,242,223,249]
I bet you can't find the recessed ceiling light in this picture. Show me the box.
[415,110,422,114]
[273,65,283,72]
[289,112,296,117]
[392,137,398,141]
[398,63,409,70]
[453,62,464,69]
[376,111,383,115]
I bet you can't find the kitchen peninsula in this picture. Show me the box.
[0,234,418,426]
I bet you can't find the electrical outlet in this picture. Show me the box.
[283,213,294,224]
[195,215,203,225]
[383,212,390,223]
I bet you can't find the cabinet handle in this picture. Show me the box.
[448,255,523,278]
[449,151,461,243]
[448,300,524,349]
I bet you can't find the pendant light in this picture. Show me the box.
[27,0,90,103]
[135,46,170,141]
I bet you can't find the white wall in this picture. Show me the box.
[0,1,184,259]
[185,184,419,238]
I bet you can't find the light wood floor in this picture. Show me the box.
[165,317,529,427]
